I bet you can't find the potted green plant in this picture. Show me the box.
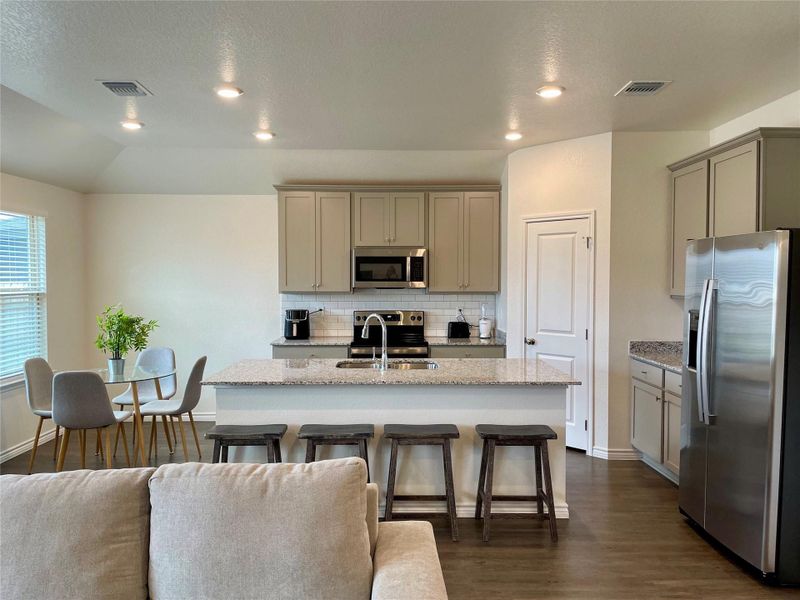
[95,304,158,376]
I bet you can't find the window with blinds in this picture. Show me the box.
[0,211,47,380]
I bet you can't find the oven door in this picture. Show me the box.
[352,248,426,289]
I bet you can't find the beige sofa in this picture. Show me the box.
[0,457,447,600]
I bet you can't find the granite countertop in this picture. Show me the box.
[629,341,682,373]
[203,358,579,386]
[271,335,506,347]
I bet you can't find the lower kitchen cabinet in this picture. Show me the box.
[429,346,506,359]
[630,358,680,484]
[272,346,348,359]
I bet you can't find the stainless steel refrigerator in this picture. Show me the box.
[680,229,799,584]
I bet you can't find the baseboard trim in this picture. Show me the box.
[0,427,57,464]
[380,500,569,519]
[640,454,679,485]
[189,412,216,422]
[591,446,641,461]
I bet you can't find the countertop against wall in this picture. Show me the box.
[629,341,682,373]
[271,334,506,347]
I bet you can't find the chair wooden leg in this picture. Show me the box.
[304,440,316,463]
[188,412,202,459]
[221,444,229,463]
[118,422,131,467]
[104,427,113,469]
[272,439,282,463]
[534,443,545,518]
[482,439,496,542]
[96,429,105,460]
[27,417,44,474]
[212,440,221,463]
[176,415,189,462]
[475,439,489,519]
[79,430,87,469]
[113,421,120,457]
[540,441,558,542]
[161,416,174,454]
[359,439,371,483]
[384,439,399,521]
[170,416,177,444]
[53,425,60,461]
[56,429,71,472]
[442,439,459,541]
[148,416,157,461]
[266,440,276,463]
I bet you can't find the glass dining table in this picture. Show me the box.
[92,364,176,465]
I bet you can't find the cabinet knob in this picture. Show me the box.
[525,338,536,345]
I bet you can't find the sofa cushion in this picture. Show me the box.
[148,458,372,600]
[0,467,155,600]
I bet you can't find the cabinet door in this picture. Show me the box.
[631,378,663,462]
[278,190,317,292]
[463,191,500,292]
[710,140,759,237]
[316,191,351,292]
[671,161,708,296]
[389,192,426,246]
[429,346,506,359]
[352,192,389,246]
[428,191,463,292]
[663,392,682,474]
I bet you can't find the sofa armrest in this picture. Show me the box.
[366,482,379,555]
[371,521,448,600]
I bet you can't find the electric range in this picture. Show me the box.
[348,310,428,358]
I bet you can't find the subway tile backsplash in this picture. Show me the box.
[280,289,497,337]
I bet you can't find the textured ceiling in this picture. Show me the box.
[2,0,798,152]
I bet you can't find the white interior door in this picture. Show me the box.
[525,217,591,450]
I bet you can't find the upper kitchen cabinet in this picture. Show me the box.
[352,191,426,247]
[278,190,351,293]
[670,162,708,296]
[668,128,800,297]
[429,191,500,292]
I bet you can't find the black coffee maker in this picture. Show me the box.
[283,309,322,340]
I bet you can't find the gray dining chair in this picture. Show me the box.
[140,356,206,462]
[23,358,56,474]
[52,371,133,471]
[112,347,177,456]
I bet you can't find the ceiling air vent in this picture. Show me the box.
[99,80,152,97]
[614,80,671,97]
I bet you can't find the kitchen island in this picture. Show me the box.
[203,358,579,518]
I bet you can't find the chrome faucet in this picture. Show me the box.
[361,313,388,371]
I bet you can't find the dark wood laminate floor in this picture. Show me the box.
[2,423,797,599]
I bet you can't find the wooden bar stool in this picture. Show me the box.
[298,424,374,482]
[383,424,460,541]
[474,424,558,542]
[205,424,287,463]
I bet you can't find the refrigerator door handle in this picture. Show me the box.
[704,282,717,424]
[697,278,717,426]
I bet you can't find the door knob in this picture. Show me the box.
[525,338,536,345]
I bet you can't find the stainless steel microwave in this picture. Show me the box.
[352,247,427,289]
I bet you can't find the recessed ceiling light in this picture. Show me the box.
[216,85,244,98]
[253,130,275,141]
[505,132,523,141]
[536,85,565,98]
[120,119,144,130]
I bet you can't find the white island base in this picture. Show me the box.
[214,383,569,518]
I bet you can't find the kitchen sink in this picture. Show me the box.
[335,360,439,370]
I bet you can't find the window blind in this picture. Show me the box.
[0,211,47,380]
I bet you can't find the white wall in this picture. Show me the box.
[607,131,708,452]
[709,90,800,145]
[503,133,613,451]
[84,194,282,414]
[0,173,87,459]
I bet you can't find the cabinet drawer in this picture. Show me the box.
[272,346,348,359]
[630,359,664,388]
[664,371,683,397]
[429,346,506,359]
